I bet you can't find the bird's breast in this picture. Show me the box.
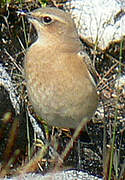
[24,45,98,128]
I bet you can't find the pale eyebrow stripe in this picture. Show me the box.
[41,13,67,24]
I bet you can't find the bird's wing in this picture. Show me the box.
[78,50,99,86]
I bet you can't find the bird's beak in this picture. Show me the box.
[17,10,37,21]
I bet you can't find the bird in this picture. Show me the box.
[24,7,98,129]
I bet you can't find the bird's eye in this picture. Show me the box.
[42,16,53,24]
